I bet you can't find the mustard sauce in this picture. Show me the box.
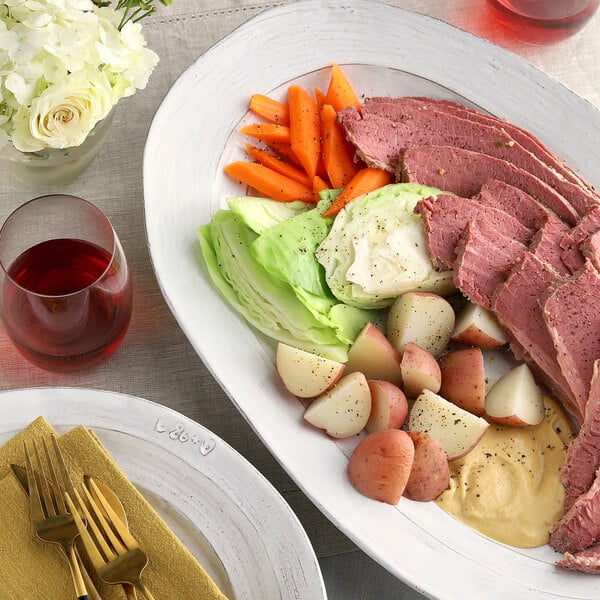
[435,397,574,548]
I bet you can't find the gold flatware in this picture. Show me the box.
[85,476,137,600]
[10,464,103,600]
[66,478,155,600]
[23,436,89,600]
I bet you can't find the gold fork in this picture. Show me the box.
[23,437,89,600]
[65,478,156,600]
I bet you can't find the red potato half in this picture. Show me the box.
[365,380,408,433]
[303,372,371,438]
[348,429,415,505]
[484,363,544,426]
[408,389,489,461]
[404,431,451,502]
[451,301,507,349]
[400,342,442,398]
[345,322,403,386]
[387,292,455,357]
[276,342,345,398]
[438,348,486,416]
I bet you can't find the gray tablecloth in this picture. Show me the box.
[1,1,599,598]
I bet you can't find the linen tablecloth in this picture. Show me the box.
[1,1,599,598]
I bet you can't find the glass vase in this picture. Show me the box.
[0,109,115,187]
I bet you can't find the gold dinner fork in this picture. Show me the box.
[65,478,156,600]
[23,436,89,599]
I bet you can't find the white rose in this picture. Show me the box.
[10,69,114,152]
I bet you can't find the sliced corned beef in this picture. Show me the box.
[389,96,596,193]
[583,230,600,271]
[557,544,600,573]
[336,107,399,172]
[528,217,572,276]
[491,253,581,421]
[414,193,532,270]
[400,145,579,225]
[476,179,558,230]
[561,360,600,511]
[550,465,600,554]
[349,99,597,216]
[453,220,527,310]
[543,260,600,419]
[560,206,600,274]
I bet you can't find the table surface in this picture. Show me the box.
[1,1,599,598]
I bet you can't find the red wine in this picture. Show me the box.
[486,0,600,43]
[1,238,132,372]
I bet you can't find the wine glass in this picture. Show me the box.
[0,194,133,372]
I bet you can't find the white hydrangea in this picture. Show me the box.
[0,0,159,151]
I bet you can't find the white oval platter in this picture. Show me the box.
[0,387,326,600]
[143,1,600,599]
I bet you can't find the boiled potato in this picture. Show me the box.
[348,429,415,505]
[366,380,408,433]
[404,430,450,502]
[387,292,455,357]
[400,341,442,398]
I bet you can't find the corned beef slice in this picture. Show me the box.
[560,206,600,274]
[401,145,579,225]
[550,465,600,554]
[491,253,580,420]
[542,261,600,419]
[378,96,596,192]
[414,194,532,270]
[557,543,600,573]
[528,217,572,276]
[337,107,399,172]
[477,179,558,230]
[453,220,527,310]
[583,230,600,272]
[561,360,600,511]
[348,98,597,217]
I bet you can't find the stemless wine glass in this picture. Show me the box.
[0,194,133,372]
[486,0,600,43]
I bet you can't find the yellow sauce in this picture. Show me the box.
[435,396,574,548]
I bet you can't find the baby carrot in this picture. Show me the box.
[224,161,316,203]
[322,167,393,218]
[325,62,362,112]
[245,144,312,188]
[320,103,359,188]
[248,94,290,125]
[288,85,321,180]
[240,122,290,144]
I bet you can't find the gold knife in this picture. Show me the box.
[11,464,103,600]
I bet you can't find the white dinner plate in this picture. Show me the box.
[143,1,600,599]
[0,387,326,600]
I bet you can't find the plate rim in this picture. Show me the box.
[0,386,327,600]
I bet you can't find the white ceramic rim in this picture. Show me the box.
[0,387,326,600]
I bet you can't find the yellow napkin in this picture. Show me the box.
[0,417,229,599]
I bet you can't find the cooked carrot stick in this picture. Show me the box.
[224,161,316,203]
[320,103,359,188]
[248,94,290,125]
[288,85,321,180]
[325,62,362,112]
[265,141,302,166]
[314,87,327,113]
[313,175,331,195]
[240,123,290,143]
[322,167,393,218]
[245,143,312,188]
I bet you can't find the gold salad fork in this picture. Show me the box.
[66,478,156,600]
[23,437,89,600]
